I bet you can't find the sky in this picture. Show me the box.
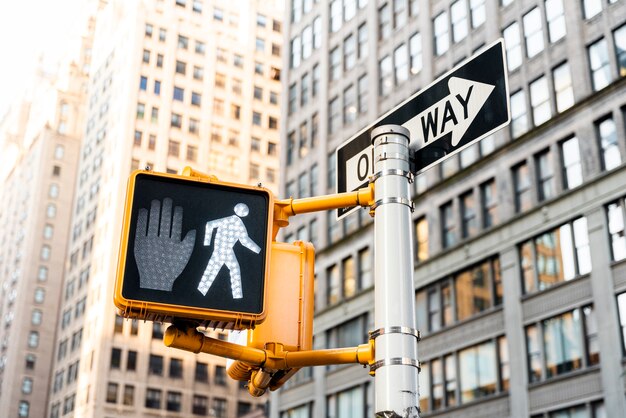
[0,0,89,117]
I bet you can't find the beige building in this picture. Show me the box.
[47,1,283,417]
[276,0,626,417]
[0,29,90,418]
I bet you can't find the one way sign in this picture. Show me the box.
[336,39,510,219]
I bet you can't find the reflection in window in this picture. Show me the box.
[615,24,626,77]
[530,76,551,126]
[459,341,497,402]
[607,201,626,261]
[510,90,528,138]
[588,38,611,91]
[503,22,522,71]
[523,8,544,58]
[545,0,566,43]
[433,12,449,56]
[520,218,591,294]
[561,137,582,190]
[552,62,574,112]
[596,116,621,171]
[512,162,531,213]
[527,306,597,383]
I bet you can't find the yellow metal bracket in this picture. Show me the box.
[164,324,376,396]
[272,183,375,238]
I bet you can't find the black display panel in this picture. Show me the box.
[121,174,270,314]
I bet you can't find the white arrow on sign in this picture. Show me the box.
[345,77,494,192]
[405,77,495,148]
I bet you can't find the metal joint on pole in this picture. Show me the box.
[371,125,420,418]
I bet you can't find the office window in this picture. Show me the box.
[617,293,626,352]
[607,200,626,261]
[154,79,161,95]
[193,395,208,415]
[301,74,309,107]
[470,0,485,28]
[122,385,134,406]
[168,140,180,158]
[342,256,357,298]
[526,307,594,382]
[193,65,204,81]
[110,348,121,369]
[455,258,500,321]
[328,152,336,189]
[313,16,322,49]
[175,60,186,75]
[145,23,153,37]
[596,116,621,171]
[344,34,356,71]
[34,287,45,304]
[583,0,602,19]
[459,341,497,402]
[552,62,574,112]
[420,363,430,413]
[535,149,554,202]
[191,92,201,106]
[212,398,227,418]
[126,350,137,371]
[343,84,356,125]
[520,217,591,293]
[512,162,531,213]
[530,76,551,126]
[480,180,498,229]
[148,355,163,375]
[195,362,208,382]
[503,23,522,71]
[213,99,224,116]
[358,24,368,59]
[561,136,582,189]
[166,392,182,412]
[379,3,391,40]
[288,83,297,115]
[215,366,227,385]
[441,201,456,249]
[451,0,468,43]
[328,96,340,134]
[25,354,36,370]
[28,331,39,348]
[327,264,340,305]
[177,35,188,49]
[330,0,342,32]
[379,55,392,95]
[523,8,544,58]
[357,75,368,115]
[410,32,422,74]
[393,0,408,28]
[510,89,528,138]
[170,113,182,128]
[145,388,161,409]
[615,24,626,77]
[545,0,566,43]
[460,191,477,239]
[394,43,409,84]
[329,47,340,81]
[358,247,373,289]
[312,64,320,97]
[301,26,312,59]
[589,38,611,91]
[252,111,261,126]
[169,358,183,378]
[172,86,184,102]
[415,217,429,262]
[434,12,449,55]
[106,382,118,403]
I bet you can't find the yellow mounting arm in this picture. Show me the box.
[164,324,373,369]
[272,184,375,239]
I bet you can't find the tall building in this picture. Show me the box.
[276,0,626,417]
[0,30,90,418]
[46,1,283,417]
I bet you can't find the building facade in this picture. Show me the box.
[276,0,626,417]
[45,1,283,417]
[0,41,89,418]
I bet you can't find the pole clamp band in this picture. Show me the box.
[370,197,415,212]
[370,326,421,341]
[373,135,410,148]
[370,358,421,373]
[369,169,414,184]
[376,152,409,163]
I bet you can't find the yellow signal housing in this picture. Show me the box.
[227,240,315,392]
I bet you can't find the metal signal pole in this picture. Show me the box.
[370,125,420,417]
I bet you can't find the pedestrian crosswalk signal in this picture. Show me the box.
[114,169,274,329]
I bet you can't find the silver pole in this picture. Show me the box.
[370,125,420,418]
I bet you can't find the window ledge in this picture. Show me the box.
[520,273,591,303]
[527,364,600,390]
[421,305,504,340]
[421,391,509,417]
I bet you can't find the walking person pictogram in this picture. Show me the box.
[198,203,261,298]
